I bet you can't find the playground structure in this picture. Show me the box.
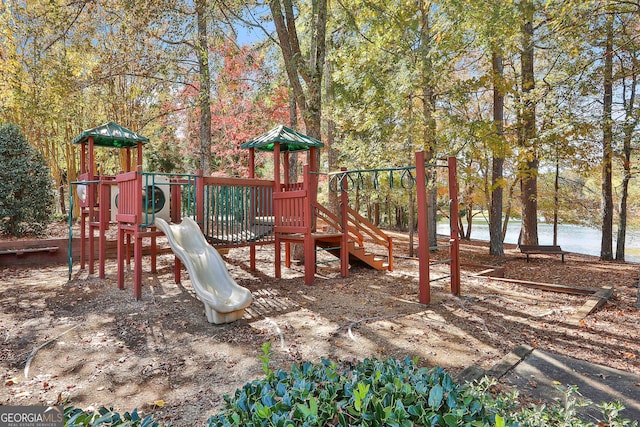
[69,122,460,308]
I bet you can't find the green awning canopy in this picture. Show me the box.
[72,122,149,148]
[240,125,324,152]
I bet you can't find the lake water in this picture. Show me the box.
[437,221,640,263]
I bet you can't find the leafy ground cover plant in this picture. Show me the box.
[64,405,159,427]
[206,343,637,427]
[207,343,500,427]
[63,343,637,427]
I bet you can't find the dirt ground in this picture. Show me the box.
[1,230,639,426]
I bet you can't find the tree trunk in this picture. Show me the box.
[325,51,340,216]
[489,50,505,256]
[601,13,614,260]
[269,0,327,141]
[289,90,299,182]
[519,0,538,246]
[616,172,630,261]
[502,178,518,242]
[196,0,212,175]
[418,1,438,249]
[374,202,380,226]
[465,205,473,240]
[615,47,637,260]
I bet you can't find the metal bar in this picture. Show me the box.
[318,246,342,251]
[315,259,341,265]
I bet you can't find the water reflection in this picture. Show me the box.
[437,221,640,263]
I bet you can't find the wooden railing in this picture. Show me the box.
[115,170,141,224]
[314,203,393,270]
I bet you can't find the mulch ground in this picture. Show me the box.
[1,226,639,425]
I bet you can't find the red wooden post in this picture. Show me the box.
[98,181,110,278]
[133,166,143,298]
[88,137,95,179]
[340,168,349,278]
[284,150,292,267]
[196,169,204,226]
[80,209,86,269]
[302,165,315,285]
[134,234,143,299]
[151,233,157,274]
[87,137,96,275]
[283,151,290,188]
[249,148,256,271]
[308,147,318,212]
[79,143,87,270]
[174,258,181,284]
[274,144,281,190]
[273,144,281,278]
[137,142,143,167]
[117,226,125,289]
[169,181,182,283]
[415,151,430,304]
[448,156,461,295]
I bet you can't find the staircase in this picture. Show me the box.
[314,204,393,271]
[315,238,389,270]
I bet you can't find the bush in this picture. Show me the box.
[0,123,55,237]
[64,405,159,427]
[205,343,637,427]
[61,345,638,427]
[207,344,499,427]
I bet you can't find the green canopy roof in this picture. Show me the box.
[72,122,149,148]
[240,125,324,152]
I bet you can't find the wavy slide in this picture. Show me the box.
[155,217,253,324]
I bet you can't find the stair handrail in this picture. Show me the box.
[346,206,393,271]
[314,202,393,271]
[314,203,364,244]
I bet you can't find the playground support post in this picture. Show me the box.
[196,169,205,228]
[448,156,461,295]
[340,168,349,278]
[415,151,430,304]
[99,181,110,279]
[248,148,257,271]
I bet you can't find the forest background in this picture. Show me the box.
[0,0,638,261]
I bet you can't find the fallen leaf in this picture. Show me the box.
[154,400,165,407]
[5,377,19,386]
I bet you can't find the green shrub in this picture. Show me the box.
[0,123,55,237]
[64,405,159,427]
[207,344,498,427]
[206,343,637,427]
[60,345,638,427]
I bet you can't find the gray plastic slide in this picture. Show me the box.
[155,217,253,324]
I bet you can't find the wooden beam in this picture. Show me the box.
[484,276,603,295]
